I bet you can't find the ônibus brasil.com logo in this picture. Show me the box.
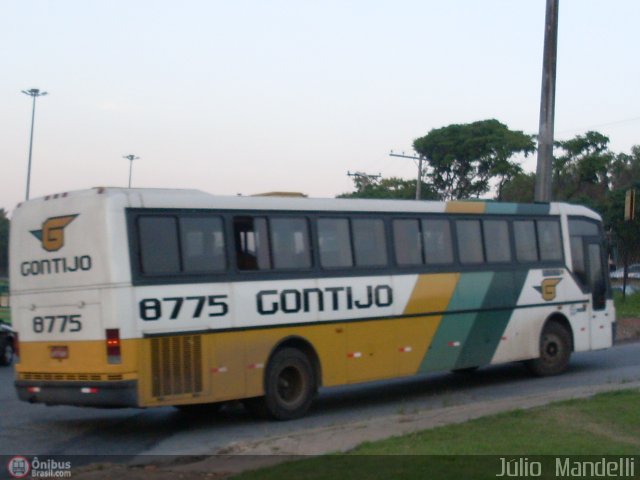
[7,456,72,478]
[7,456,30,478]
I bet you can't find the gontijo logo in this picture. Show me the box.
[534,278,563,301]
[30,214,78,252]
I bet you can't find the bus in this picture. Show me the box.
[10,187,614,419]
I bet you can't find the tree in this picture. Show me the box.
[552,131,613,204]
[0,210,8,278]
[413,119,535,200]
[339,176,438,200]
[500,172,536,203]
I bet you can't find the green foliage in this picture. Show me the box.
[614,291,640,318]
[499,172,536,203]
[552,131,613,203]
[338,176,438,200]
[0,209,8,277]
[413,119,535,200]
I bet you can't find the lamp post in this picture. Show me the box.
[21,88,48,200]
[123,155,140,188]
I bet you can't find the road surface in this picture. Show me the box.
[1,342,639,457]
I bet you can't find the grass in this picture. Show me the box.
[614,290,640,318]
[233,390,640,480]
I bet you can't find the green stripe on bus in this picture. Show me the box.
[418,272,494,372]
[516,204,551,215]
[453,269,530,369]
[484,203,519,214]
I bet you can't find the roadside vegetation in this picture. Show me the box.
[614,290,640,318]
[234,389,640,480]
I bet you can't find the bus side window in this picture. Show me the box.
[483,219,511,263]
[233,217,271,271]
[537,220,563,262]
[422,218,453,265]
[270,217,312,270]
[318,218,353,268]
[393,219,423,266]
[352,218,388,267]
[180,216,227,273]
[456,219,484,265]
[138,216,181,274]
[514,220,539,262]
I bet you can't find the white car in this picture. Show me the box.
[610,264,640,279]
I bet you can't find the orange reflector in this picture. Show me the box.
[105,328,122,364]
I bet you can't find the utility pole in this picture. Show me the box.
[21,88,48,200]
[534,0,560,203]
[123,155,140,188]
[389,151,424,200]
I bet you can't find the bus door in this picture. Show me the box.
[583,236,612,349]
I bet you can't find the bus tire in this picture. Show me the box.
[263,347,315,420]
[526,321,572,377]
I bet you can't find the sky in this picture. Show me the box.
[2,0,639,213]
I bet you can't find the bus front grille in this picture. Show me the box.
[150,335,203,397]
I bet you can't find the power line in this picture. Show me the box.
[557,116,640,135]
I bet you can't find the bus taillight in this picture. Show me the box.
[106,329,122,364]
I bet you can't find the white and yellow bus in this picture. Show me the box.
[10,188,614,419]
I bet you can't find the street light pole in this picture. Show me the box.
[21,88,48,200]
[122,155,140,188]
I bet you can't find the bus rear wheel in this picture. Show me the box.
[247,347,315,421]
[526,321,572,376]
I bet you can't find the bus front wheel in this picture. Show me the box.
[526,321,572,376]
[248,347,316,420]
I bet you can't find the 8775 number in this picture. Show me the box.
[139,295,229,321]
[33,315,82,333]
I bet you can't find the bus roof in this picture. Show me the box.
[14,187,602,220]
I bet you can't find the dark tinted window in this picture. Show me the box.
[138,216,180,274]
[569,219,599,237]
[393,219,422,266]
[270,218,312,269]
[514,220,538,262]
[538,220,563,261]
[353,218,388,267]
[422,219,454,264]
[180,217,226,273]
[233,217,271,271]
[318,218,353,268]
[484,220,511,263]
[456,219,484,264]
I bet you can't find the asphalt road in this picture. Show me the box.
[1,342,639,457]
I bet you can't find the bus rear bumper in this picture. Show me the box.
[15,379,138,408]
